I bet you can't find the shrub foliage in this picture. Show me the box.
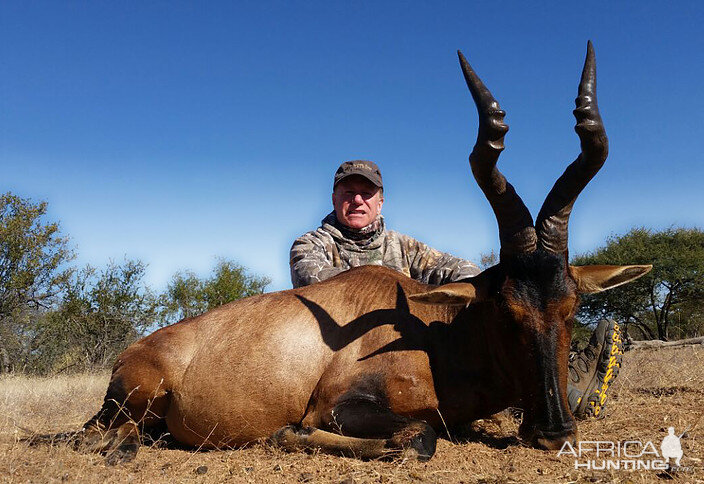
[0,192,270,375]
[573,227,704,341]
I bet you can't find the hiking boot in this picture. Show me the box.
[567,319,624,419]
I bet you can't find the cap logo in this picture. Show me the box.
[333,160,383,188]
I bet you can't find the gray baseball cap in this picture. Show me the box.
[333,160,383,189]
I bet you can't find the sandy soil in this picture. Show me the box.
[1,346,702,483]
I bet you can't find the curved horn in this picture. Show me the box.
[458,51,536,255]
[535,41,609,254]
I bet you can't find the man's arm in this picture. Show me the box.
[399,234,480,285]
[290,232,346,288]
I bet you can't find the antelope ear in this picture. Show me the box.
[569,265,652,294]
[409,282,486,306]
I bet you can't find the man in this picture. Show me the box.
[290,159,622,419]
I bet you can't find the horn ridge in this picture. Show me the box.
[458,50,537,255]
[535,41,609,254]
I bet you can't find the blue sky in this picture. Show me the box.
[2,1,703,292]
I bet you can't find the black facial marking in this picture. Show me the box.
[501,250,575,311]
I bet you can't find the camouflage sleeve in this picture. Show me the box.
[400,234,480,285]
[290,232,346,288]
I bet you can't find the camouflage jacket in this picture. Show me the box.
[290,212,480,288]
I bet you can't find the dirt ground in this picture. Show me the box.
[1,346,702,483]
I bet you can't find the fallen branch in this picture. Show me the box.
[627,336,704,351]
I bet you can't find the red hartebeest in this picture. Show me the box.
[71,42,650,464]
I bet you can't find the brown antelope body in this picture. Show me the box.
[80,43,650,464]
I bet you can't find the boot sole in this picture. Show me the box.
[574,321,624,419]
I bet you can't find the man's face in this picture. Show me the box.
[332,175,384,229]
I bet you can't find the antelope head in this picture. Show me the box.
[411,42,651,449]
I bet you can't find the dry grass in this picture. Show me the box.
[1,347,703,483]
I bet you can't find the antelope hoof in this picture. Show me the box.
[105,441,139,466]
[388,422,437,461]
